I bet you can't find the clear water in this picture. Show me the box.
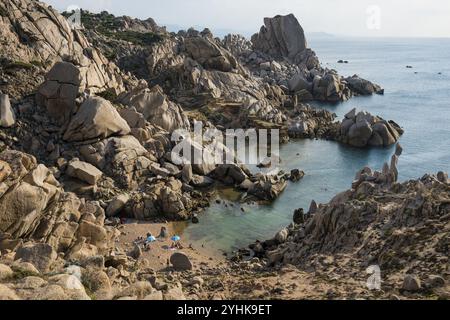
[180,37,450,253]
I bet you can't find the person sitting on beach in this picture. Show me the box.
[158,226,169,239]
[146,233,156,244]
[170,241,183,250]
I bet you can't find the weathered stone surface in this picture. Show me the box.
[212,164,247,185]
[345,75,384,95]
[190,175,214,188]
[77,220,108,249]
[118,84,189,132]
[274,228,289,244]
[164,285,186,300]
[0,284,19,300]
[63,96,130,142]
[10,261,40,275]
[0,150,118,256]
[251,14,307,62]
[337,109,403,147]
[143,290,164,300]
[312,72,350,102]
[82,267,112,298]
[106,194,130,217]
[0,263,14,280]
[79,135,151,189]
[184,36,241,73]
[66,160,103,185]
[116,281,154,300]
[248,175,287,201]
[14,243,57,273]
[36,62,82,125]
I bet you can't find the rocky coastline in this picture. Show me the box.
[0,0,446,300]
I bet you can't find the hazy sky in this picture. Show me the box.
[46,0,450,38]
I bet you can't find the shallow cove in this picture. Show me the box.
[179,36,450,254]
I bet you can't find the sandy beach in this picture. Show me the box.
[116,220,226,271]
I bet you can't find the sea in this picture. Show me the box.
[177,36,450,253]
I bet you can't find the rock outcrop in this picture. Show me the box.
[36,62,83,125]
[184,36,243,74]
[0,0,429,301]
[118,83,189,133]
[251,14,307,63]
[66,159,103,185]
[0,0,127,100]
[337,108,404,147]
[344,75,384,95]
[244,146,449,298]
[0,150,117,255]
[63,96,130,142]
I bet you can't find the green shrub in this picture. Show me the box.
[97,88,118,102]
[6,61,34,70]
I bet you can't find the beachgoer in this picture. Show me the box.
[158,226,169,239]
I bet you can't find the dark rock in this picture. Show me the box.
[170,252,193,271]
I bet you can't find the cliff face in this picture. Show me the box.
[0,0,129,100]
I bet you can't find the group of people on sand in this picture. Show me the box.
[134,226,183,251]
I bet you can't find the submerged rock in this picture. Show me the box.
[248,175,287,201]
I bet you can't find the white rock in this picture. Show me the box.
[0,94,15,128]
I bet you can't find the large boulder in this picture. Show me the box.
[63,96,130,142]
[184,36,241,73]
[0,284,19,300]
[106,194,130,217]
[14,243,57,273]
[248,175,287,201]
[118,84,189,132]
[36,62,82,125]
[312,72,351,102]
[0,264,13,280]
[211,164,248,185]
[0,150,118,254]
[251,14,307,62]
[338,109,403,147]
[344,75,384,95]
[170,252,193,271]
[66,159,103,185]
[0,151,60,236]
[1,0,126,100]
[78,135,151,188]
[288,74,312,92]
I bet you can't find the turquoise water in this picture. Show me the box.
[182,37,450,253]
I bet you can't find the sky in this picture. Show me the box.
[45,0,450,38]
